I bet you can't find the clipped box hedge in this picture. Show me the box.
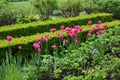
[0,20,120,63]
[0,13,113,40]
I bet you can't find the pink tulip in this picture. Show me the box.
[60,25,65,30]
[74,25,80,29]
[37,48,41,53]
[65,39,69,44]
[88,20,92,25]
[39,36,44,42]
[97,26,102,31]
[65,27,72,34]
[74,25,82,31]
[46,38,48,42]
[18,46,22,50]
[74,38,79,43]
[70,31,76,38]
[73,29,78,34]
[79,27,83,31]
[50,28,56,33]
[98,20,102,24]
[45,34,50,38]
[96,24,100,28]
[38,42,41,44]
[33,43,40,49]
[96,31,100,35]
[58,33,64,39]
[52,45,57,50]
[103,24,107,29]
[6,35,13,41]
[89,28,95,33]
[99,30,106,34]
[88,32,92,37]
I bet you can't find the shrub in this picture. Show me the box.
[0,1,18,26]
[0,13,113,39]
[93,0,120,19]
[60,0,83,18]
[0,7,17,26]
[31,0,58,20]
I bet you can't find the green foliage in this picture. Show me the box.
[59,0,83,18]
[0,13,113,39]
[31,0,58,20]
[0,0,8,9]
[17,13,30,24]
[0,53,26,80]
[0,1,18,26]
[93,0,120,19]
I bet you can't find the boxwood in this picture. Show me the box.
[0,13,113,40]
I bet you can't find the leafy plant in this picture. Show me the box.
[60,0,83,18]
[31,0,58,20]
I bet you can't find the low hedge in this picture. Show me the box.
[0,13,113,40]
[0,20,120,63]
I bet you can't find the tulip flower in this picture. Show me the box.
[50,28,56,33]
[6,35,13,41]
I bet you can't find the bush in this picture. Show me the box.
[60,0,83,18]
[0,0,18,26]
[0,7,17,26]
[0,13,113,39]
[93,0,120,19]
[31,0,58,21]
[17,13,30,24]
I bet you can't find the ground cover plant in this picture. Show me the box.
[0,23,119,80]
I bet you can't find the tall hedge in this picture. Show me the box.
[0,13,113,40]
[0,20,120,64]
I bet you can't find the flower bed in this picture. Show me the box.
[0,20,120,63]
